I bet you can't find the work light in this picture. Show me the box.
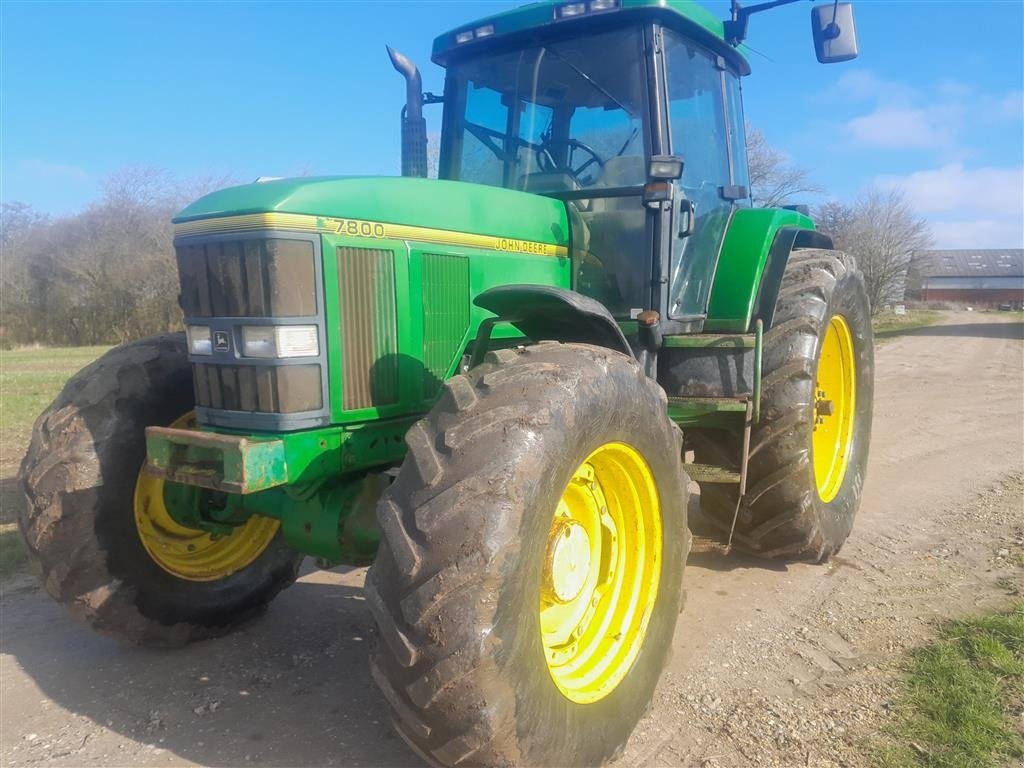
[556,3,587,18]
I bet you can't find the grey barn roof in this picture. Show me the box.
[913,249,1024,278]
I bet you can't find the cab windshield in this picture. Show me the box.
[440,27,652,318]
[440,27,648,194]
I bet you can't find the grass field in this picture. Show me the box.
[871,309,945,342]
[0,346,109,578]
[874,604,1024,767]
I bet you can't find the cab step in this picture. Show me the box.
[686,463,742,484]
[666,396,749,413]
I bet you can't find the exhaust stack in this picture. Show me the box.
[387,46,428,178]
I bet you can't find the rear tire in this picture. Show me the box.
[693,249,874,561]
[18,333,302,646]
[366,342,688,767]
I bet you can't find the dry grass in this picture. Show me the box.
[871,310,944,342]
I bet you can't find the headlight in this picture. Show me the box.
[241,325,319,359]
[187,325,212,355]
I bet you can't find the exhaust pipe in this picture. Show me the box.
[387,46,428,178]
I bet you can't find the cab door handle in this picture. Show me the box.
[678,199,696,238]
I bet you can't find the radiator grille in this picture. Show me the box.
[192,363,322,414]
[421,253,470,399]
[177,239,316,318]
[338,246,399,410]
[178,234,325,426]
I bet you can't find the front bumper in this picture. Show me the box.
[144,415,420,495]
[145,426,288,494]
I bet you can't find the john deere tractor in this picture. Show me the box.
[20,1,871,765]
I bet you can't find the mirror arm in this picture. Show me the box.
[725,0,808,45]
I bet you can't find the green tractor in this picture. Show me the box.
[19,0,871,764]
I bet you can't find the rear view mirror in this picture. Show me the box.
[811,3,859,64]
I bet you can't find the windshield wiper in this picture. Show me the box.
[615,126,640,158]
[541,46,636,118]
[464,120,543,163]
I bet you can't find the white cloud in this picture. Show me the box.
[21,159,90,183]
[832,70,917,104]
[928,218,1023,250]
[998,89,1024,120]
[935,79,972,100]
[812,72,1024,248]
[835,72,1020,152]
[846,106,958,150]
[875,163,1023,217]
[874,163,1024,249]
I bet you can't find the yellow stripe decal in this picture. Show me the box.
[174,212,569,258]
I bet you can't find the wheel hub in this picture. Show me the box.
[134,413,280,582]
[812,315,857,503]
[543,520,592,604]
[539,442,662,705]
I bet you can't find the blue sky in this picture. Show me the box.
[2,0,1022,247]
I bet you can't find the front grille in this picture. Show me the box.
[192,363,322,414]
[176,233,327,429]
[177,239,317,318]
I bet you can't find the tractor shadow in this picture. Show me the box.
[685,493,790,573]
[1,562,425,767]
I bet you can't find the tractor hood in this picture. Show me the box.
[173,176,571,251]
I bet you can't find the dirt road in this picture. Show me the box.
[2,313,1022,768]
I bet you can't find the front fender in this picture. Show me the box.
[473,284,632,357]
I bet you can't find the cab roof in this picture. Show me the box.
[432,0,750,75]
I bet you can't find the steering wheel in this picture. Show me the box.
[537,139,605,186]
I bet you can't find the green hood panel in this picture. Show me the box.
[174,176,570,249]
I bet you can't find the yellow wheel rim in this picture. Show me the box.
[133,413,280,582]
[812,315,857,503]
[539,442,662,704]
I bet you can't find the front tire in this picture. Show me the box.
[366,342,688,767]
[18,333,303,646]
[694,248,874,561]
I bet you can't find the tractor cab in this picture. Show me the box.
[390,0,857,332]
[430,2,751,330]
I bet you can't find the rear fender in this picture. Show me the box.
[751,227,834,329]
[704,208,827,333]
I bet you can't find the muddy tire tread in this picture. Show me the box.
[691,249,873,562]
[18,334,301,646]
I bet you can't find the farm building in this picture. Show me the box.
[905,249,1024,308]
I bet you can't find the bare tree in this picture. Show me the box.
[815,187,932,312]
[1,202,49,250]
[1,167,233,346]
[745,125,822,208]
[1,203,51,344]
[813,200,856,248]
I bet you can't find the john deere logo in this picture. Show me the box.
[213,331,231,353]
